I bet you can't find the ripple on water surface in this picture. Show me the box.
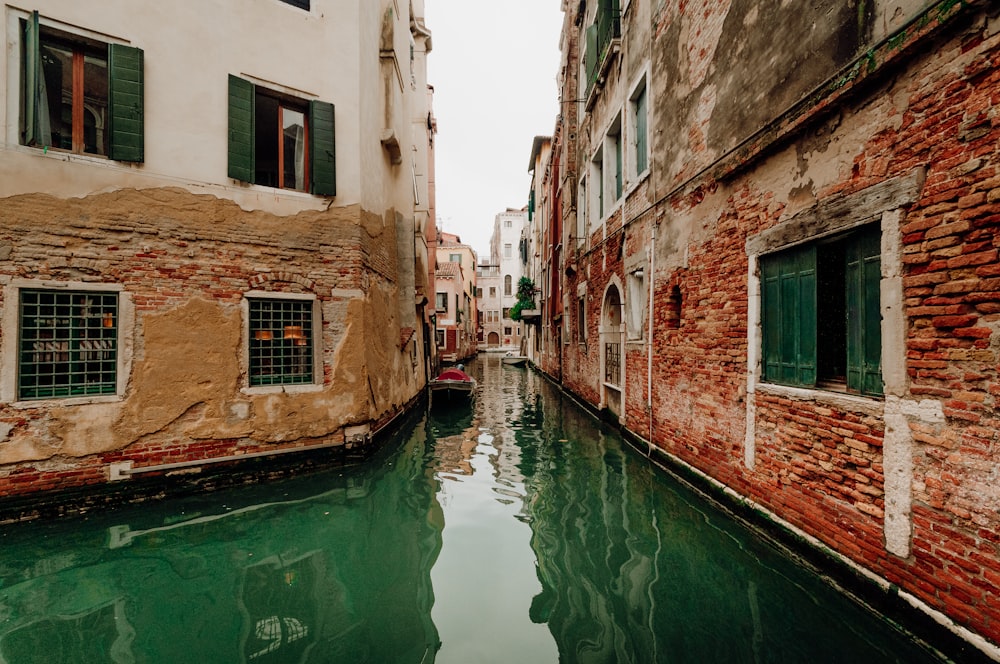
[0,355,951,663]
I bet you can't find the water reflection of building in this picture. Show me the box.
[0,429,442,663]
[516,384,939,663]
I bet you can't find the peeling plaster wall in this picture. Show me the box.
[0,188,422,492]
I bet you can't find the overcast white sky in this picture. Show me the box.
[425,0,565,259]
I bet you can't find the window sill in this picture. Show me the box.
[754,382,883,416]
[242,383,323,396]
[16,144,135,170]
[10,394,122,409]
[623,169,650,199]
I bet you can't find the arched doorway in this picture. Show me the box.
[487,331,500,347]
[600,282,624,418]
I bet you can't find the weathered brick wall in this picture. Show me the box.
[554,0,1000,650]
[0,188,421,500]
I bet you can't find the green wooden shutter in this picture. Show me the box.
[227,75,255,182]
[108,43,144,162]
[21,11,45,147]
[585,24,598,93]
[846,226,883,396]
[309,100,336,196]
[614,132,623,199]
[761,245,816,387]
[635,87,647,174]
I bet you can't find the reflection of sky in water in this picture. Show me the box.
[0,354,950,663]
[431,427,558,663]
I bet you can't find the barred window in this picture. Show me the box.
[19,290,118,400]
[248,298,314,386]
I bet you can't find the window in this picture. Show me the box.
[626,269,646,340]
[583,0,622,97]
[607,115,623,203]
[761,224,882,396]
[476,288,483,298]
[503,307,511,320]
[489,287,497,298]
[228,75,335,195]
[590,147,604,223]
[577,296,587,342]
[20,12,143,161]
[449,254,462,264]
[577,177,588,246]
[504,326,512,336]
[279,0,310,9]
[504,275,512,296]
[504,243,512,259]
[504,219,512,228]
[248,298,315,386]
[435,292,448,312]
[629,77,648,178]
[435,330,445,347]
[18,290,118,400]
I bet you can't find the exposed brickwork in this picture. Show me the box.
[0,188,421,500]
[545,0,1000,651]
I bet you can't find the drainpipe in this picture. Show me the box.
[646,223,656,452]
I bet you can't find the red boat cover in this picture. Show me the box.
[436,368,472,382]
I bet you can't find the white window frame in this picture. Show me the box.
[589,145,604,230]
[604,113,623,208]
[627,70,650,186]
[1,280,133,406]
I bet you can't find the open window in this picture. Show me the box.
[760,224,883,396]
[20,12,143,162]
[228,75,336,195]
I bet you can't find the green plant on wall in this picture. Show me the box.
[509,277,536,321]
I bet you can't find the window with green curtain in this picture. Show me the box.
[21,13,144,162]
[761,224,883,397]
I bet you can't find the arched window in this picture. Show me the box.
[504,275,512,296]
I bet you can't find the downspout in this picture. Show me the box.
[646,223,655,452]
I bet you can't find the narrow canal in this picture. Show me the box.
[0,355,950,663]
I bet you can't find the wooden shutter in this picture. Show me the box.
[21,11,43,147]
[761,245,816,387]
[584,24,598,93]
[635,87,647,174]
[227,75,255,182]
[846,226,883,395]
[108,43,144,162]
[309,100,336,196]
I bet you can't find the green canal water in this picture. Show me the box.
[0,355,951,663]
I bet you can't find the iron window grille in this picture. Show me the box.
[605,341,621,385]
[248,298,314,386]
[19,290,118,400]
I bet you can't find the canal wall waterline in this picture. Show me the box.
[0,390,428,525]
[528,362,1000,664]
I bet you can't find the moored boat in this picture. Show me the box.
[429,366,476,405]
[501,353,528,367]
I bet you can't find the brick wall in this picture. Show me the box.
[0,188,421,501]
